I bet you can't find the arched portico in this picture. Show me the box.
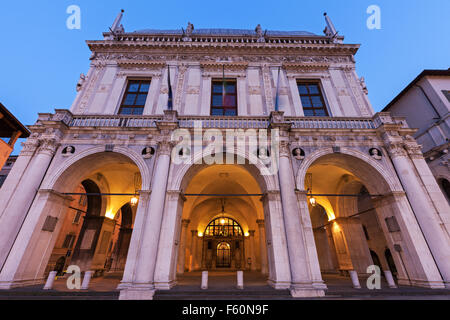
[0,149,143,289]
[296,148,446,288]
[152,154,293,291]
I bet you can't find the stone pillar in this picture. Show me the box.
[349,270,361,288]
[119,110,178,300]
[0,137,58,271]
[384,270,397,288]
[121,143,171,299]
[71,215,109,272]
[201,271,208,289]
[404,139,450,238]
[334,217,373,274]
[81,271,93,290]
[260,190,291,289]
[189,230,198,271]
[386,142,450,286]
[248,230,257,271]
[119,190,151,287]
[256,220,268,275]
[154,191,186,289]
[0,137,39,220]
[43,271,57,290]
[295,191,327,289]
[110,227,133,272]
[372,192,445,288]
[237,270,244,289]
[0,190,72,289]
[177,219,190,274]
[270,110,325,297]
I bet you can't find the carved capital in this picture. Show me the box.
[260,190,280,203]
[158,139,175,156]
[37,137,59,156]
[279,140,291,157]
[166,190,186,202]
[404,141,424,159]
[20,138,40,156]
[295,189,309,201]
[386,143,407,158]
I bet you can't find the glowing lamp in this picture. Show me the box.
[105,210,115,220]
[198,232,203,237]
[131,196,139,206]
[220,218,226,225]
[309,196,317,207]
[244,232,250,237]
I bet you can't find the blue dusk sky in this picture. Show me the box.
[0,0,449,154]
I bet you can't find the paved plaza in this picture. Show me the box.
[0,272,448,300]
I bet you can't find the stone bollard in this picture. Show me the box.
[81,271,94,290]
[43,271,58,290]
[384,270,397,288]
[349,270,361,288]
[236,271,244,290]
[201,271,208,290]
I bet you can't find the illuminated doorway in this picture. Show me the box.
[216,242,231,268]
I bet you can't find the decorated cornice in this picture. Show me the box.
[200,61,249,72]
[90,52,354,67]
[282,62,330,73]
[117,60,166,69]
[87,39,360,56]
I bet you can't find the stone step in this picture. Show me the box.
[154,288,292,300]
[155,295,294,300]
[156,290,291,296]
[0,290,119,297]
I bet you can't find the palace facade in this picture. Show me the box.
[0,13,449,300]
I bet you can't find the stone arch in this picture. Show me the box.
[168,148,278,193]
[296,147,403,195]
[41,146,151,192]
[172,151,273,276]
[437,177,450,202]
[189,199,255,234]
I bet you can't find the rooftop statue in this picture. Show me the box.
[255,24,266,43]
[183,22,194,41]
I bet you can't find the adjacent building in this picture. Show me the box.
[0,156,17,188]
[0,103,30,170]
[383,69,450,202]
[0,12,449,300]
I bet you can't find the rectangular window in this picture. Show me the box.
[0,175,6,187]
[442,90,450,103]
[42,216,58,232]
[119,80,151,115]
[297,81,329,116]
[78,195,87,206]
[211,79,238,116]
[62,234,76,249]
[73,210,82,224]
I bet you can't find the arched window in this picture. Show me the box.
[204,217,243,237]
[438,178,450,202]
